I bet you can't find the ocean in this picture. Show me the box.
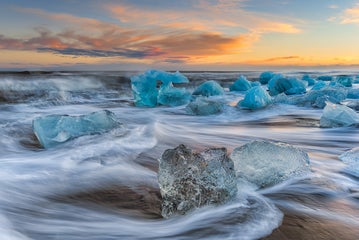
[0,70,358,239]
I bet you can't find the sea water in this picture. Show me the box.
[0,70,358,239]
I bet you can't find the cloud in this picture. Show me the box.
[262,56,300,62]
[340,3,359,24]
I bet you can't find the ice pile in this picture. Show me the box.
[229,75,252,91]
[259,71,275,84]
[192,80,224,97]
[158,144,237,218]
[230,140,311,188]
[131,69,190,107]
[33,110,121,148]
[320,102,359,128]
[186,97,224,115]
[268,76,307,96]
[238,86,272,110]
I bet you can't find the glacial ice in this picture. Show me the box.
[158,144,237,218]
[186,97,224,115]
[229,75,252,91]
[320,102,359,128]
[238,86,272,110]
[339,147,359,177]
[302,75,315,86]
[157,84,191,107]
[336,75,353,87]
[33,110,121,148]
[192,80,224,97]
[268,76,306,96]
[317,75,333,81]
[348,89,359,99]
[305,86,348,108]
[230,140,311,188]
[259,71,275,84]
[311,80,327,90]
[130,69,189,107]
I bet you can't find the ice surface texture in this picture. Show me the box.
[268,76,306,96]
[158,144,237,218]
[192,80,224,97]
[238,86,272,110]
[131,69,189,107]
[230,140,311,188]
[320,102,359,128]
[33,110,121,148]
[186,97,224,115]
[229,75,252,91]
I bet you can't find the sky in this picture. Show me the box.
[1,0,359,71]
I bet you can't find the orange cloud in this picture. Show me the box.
[340,3,359,24]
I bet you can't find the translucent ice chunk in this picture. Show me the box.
[336,75,353,87]
[311,80,327,90]
[268,77,306,96]
[158,83,191,107]
[317,75,333,81]
[305,86,348,108]
[259,71,275,84]
[230,140,311,188]
[302,74,315,86]
[33,110,121,148]
[348,89,359,99]
[230,75,252,91]
[158,144,237,218]
[238,86,272,110]
[320,102,359,128]
[185,97,224,115]
[339,147,359,177]
[192,80,224,97]
[131,69,189,107]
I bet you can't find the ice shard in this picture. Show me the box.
[230,140,311,188]
[33,110,121,148]
[158,144,237,218]
[319,102,359,128]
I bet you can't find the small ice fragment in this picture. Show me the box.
[158,144,237,218]
[259,71,275,84]
[320,102,359,128]
[229,75,252,91]
[185,97,224,115]
[33,110,121,148]
[192,80,224,97]
[238,86,272,110]
[230,140,311,188]
[157,83,191,107]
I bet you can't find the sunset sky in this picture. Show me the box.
[1,0,359,70]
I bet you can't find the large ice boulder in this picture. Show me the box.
[230,140,311,188]
[320,102,359,128]
[157,84,191,107]
[192,80,224,97]
[131,70,189,107]
[229,75,252,91]
[185,97,224,115]
[238,86,272,110]
[158,144,237,218]
[33,110,122,148]
[259,71,275,84]
[268,76,306,96]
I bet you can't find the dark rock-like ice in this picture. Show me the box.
[157,84,191,107]
[230,140,311,188]
[158,144,237,218]
[238,86,272,110]
[33,110,121,148]
[259,71,275,84]
[186,97,224,115]
[268,76,306,96]
[229,75,252,91]
[320,102,359,128]
[131,69,189,107]
[192,80,224,97]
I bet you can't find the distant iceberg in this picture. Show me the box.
[33,110,122,148]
